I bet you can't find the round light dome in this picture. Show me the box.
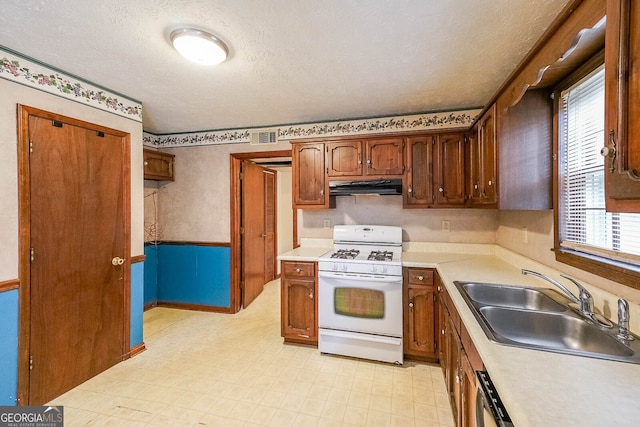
[170,28,228,65]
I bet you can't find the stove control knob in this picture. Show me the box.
[370,265,378,274]
[342,264,348,272]
[381,265,388,274]
[332,262,339,271]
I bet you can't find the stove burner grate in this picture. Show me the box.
[367,250,394,261]
[330,249,360,259]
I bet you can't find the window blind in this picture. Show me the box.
[559,67,640,264]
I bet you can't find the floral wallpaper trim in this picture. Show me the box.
[144,109,482,148]
[0,47,142,122]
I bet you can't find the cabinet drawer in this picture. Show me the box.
[406,268,434,286]
[282,261,315,278]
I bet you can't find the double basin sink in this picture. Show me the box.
[454,281,640,364]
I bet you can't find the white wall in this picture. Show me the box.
[496,210,640,305]
[299,196,498,244]
[0,78,144,282]
[157,142,291,242]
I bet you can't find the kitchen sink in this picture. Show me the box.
[479,306,634,357]
[459,282,568,312]
[454,281,640,364]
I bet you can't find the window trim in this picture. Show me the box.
[553,50,640,291]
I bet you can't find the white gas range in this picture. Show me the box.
[317,225,403,364]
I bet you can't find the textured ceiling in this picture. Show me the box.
[0,0,572,134]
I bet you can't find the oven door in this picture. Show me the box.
[318,271,402,337]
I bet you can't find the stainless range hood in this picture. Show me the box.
[328,179,403,196]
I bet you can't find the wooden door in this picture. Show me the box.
[27,114,128,405]
[405,286,436,355]
[605,0,640,212]
[263,169,276,284]
[478,105,497,205]
[404,135,435,207]
[326,141,363,177]
[292,143,327,207]
[365,137,404,175]
[241,160,266,307]
[435,133,466,206]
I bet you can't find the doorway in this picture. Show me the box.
[17,106,131,405]
[229,150,293,313]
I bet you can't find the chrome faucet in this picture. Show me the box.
[617,299,633,341]
[521,269,580,304]
[521,269,612,327]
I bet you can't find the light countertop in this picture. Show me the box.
[278,244,640,426]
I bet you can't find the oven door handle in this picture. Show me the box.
[318,271,401,283]
[320,329,402,346]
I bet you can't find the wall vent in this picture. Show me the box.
[250,129,279,145]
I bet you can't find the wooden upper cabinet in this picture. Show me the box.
[143,148,174,181]
[476,105,497,206]
[404,135,435,207]
[467,105,497,207]
[365,138,404,175]
[292,142,330,208]
[605,0,640,212]
[326,137,404,178]
[326,140,363,176]
[434,133,466,206]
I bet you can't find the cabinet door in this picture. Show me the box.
[460,350,477,427]
[405,135,436,207]
[326,140,363,177]
[365,137,404,175]
[143,149,174,181]
[448,316,462,426]
[435,133,467,205]
[605,0,640,212]
[405,286,436,356]
[467,126,481,204]
[292,143,328,208]
[478,105,498,205]
[281,277,317,343]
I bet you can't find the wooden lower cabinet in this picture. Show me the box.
[403,267,438,360]
[436,273,482,427]
[280,261,318,345]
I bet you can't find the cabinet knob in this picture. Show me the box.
[408,187,413,193]
[417,275,424,281]
[309,291,314,299]
[437,286,442,291]
[408,300,414,311]
[320,189,324,195]
[111,257,125,266]
[474,184,478,189]
[144,161,149,166]
[488,180,493,186]
[438,187,444,193]
[295,268,301,273]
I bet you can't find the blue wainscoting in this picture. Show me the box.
[0,289,19,405]
[145,243,231,309]
[130,261,144,349]
[143,244,158,306]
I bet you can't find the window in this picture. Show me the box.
[557,65,640,275]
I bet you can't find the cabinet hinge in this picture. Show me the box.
[52,120,63,128]
[29,140,33,153]
[30,248,35,262]
[239,172,243,180]
[239,227,244,235]
[29,355,33,371]
[96,131,105,137]
[240,281,244,290]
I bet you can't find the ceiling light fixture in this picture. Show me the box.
[170,28,229,65]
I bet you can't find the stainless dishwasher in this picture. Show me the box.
[476,370,514,427]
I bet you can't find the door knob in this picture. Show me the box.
[111,257,125,266]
